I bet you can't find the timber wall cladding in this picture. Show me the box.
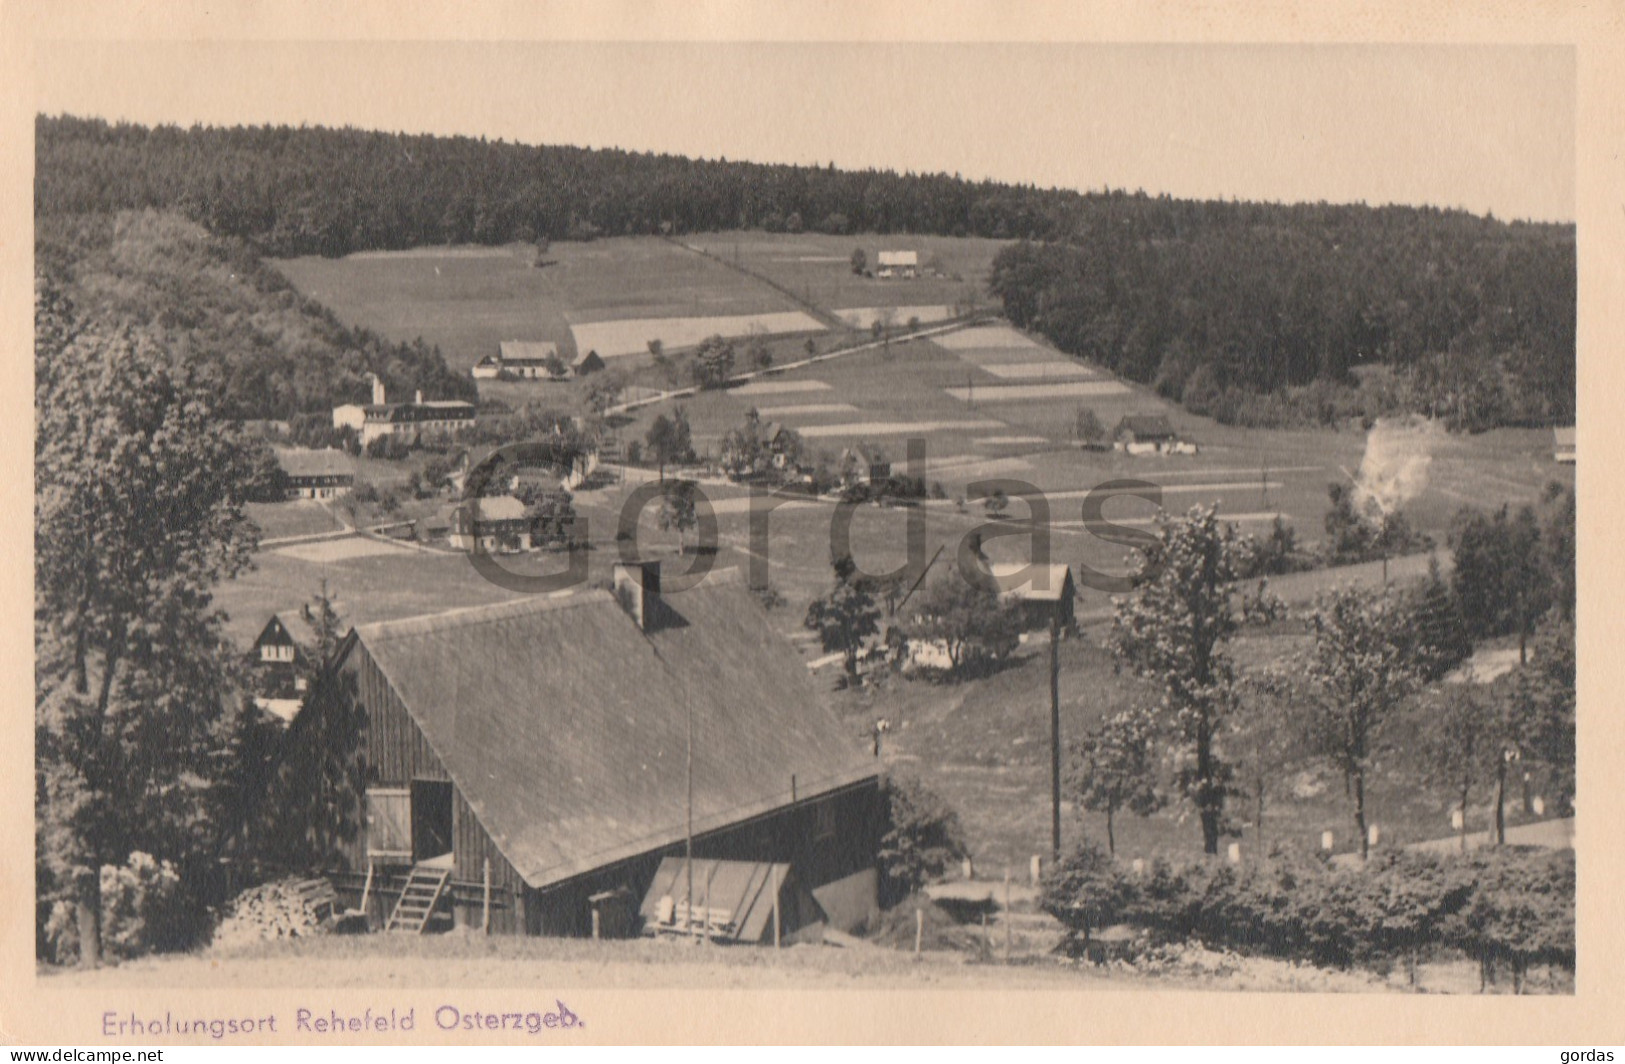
[343,643,528,933]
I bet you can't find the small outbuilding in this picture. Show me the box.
[1554,426,1576,464]
[638,857,825,944]
[989,562,1077,633]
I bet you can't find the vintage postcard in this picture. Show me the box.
[2,0,1622,1047]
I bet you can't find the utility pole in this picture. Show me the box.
[1049,611,1062,863]
[685,683,694,937]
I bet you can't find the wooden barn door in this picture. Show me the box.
[365,788,412,862]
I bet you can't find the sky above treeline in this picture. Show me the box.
[34,41,1576,224]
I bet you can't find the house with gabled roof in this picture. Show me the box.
[1113,413,1196,456]
[289,563,882,938]
[876,250,919,279]
[274,447,355,499]
[987,562,1077,633]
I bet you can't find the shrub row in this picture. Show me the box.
[1041,843,1574,976]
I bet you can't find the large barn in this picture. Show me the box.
[295,563,883,938]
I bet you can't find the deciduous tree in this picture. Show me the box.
[905,571,1022,682]
[1301,587,1421,859]
[1068,709,1165,856]
[1110,506,1246,854]
[35,282,259,965]
[804,556,883,680]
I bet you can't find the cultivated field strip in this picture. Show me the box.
[832,305,958,328]
[933,324,1046,350]
[754,402,861,417]
[798,419,1007,438]
[730,379,832,396]
[571,310,826,358]
[978,362,1097,379]
[945,381,1130,401]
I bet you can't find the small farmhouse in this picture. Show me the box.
[567,349,606,377]
[473,343,602,381]
[289,563,882,938]
[876,250,919,279]
[988,562,1077,633]
[333,377,475,446]
[447,495,532,552]
[1113,414,1196,456]
[253,614,299,667]
[1554,426,1576,464]
[839,445,891,486]
[249,614,307,714]
[274,447,355,500]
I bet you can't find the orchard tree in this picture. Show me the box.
[1068,709,1165,856]
[1540,482,1575,625]
[1301,586,1421,859]
[1230,670,1310,843]
[657,478,699,552]
[35,282,259,966]
[904,570,1022,681]
[804,556,882,680]
[876,774,968,904]
[691,334,736,390]
[1402,556,1474,682]
[1075,406,1106,448]
[644,407,693,482]
[1111,506,1246,855]
[1451,503,1549,662]
[1418,686,1495,852]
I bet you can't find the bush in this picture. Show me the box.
[877,774,969,906]
[1040,844,1573,975]
[44,852,202,965]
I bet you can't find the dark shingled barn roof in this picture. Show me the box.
[348,573,876,890]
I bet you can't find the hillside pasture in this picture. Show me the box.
[684,231,1009,312]
[570,310,825,359]
[272,237,801,372]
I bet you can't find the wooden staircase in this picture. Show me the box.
[384,861,452,933]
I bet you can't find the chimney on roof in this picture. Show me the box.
[613,561,662,631]
[371,374,386,406]
[414,389,424,405]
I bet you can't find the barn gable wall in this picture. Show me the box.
[332,640,528,933]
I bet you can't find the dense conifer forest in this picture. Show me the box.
[36,114,1575,428]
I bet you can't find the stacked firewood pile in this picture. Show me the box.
[210,878,334,951]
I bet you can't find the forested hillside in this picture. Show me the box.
[35,210,476,419]
[36,114,1575,429]
[36,114,1089,254]
[989,209,1575,429]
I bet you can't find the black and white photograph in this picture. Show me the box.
[7,1,1621,1048]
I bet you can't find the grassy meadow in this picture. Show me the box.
[273,238,804,373]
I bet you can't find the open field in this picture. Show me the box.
[272,238,804,372]
[683,231,1009,313]
[833,305,959,328]
[273,536,417,563]
[571,310,825,358]
[245,500,344,540]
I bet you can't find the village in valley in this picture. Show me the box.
[33,103,1576,997]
